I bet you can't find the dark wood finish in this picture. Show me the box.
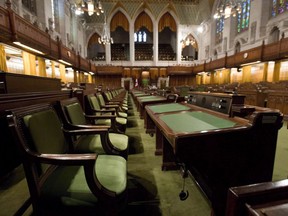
[58,38,77,66]
[266,90,288,116]
[206,57,226,71]
[247,201,288,216]
[0,72,61,93]
[186,91,246,115]
[226,179,288,216]
[6,103,127,215]
[146,103,283,216]
[0,90,71,177]
[137,96,168,119]
[0,6,11,42]
[167,66,193,75]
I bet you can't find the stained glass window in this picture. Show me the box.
[272,0,288,17]
[216,16,224,44]
[237,0,251,33]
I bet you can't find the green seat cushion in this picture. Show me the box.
[116,117,127,125]
[108,133,128,151]
[118,112,128,118]
[95,119,111,126]
[75,133,128,152]
[41,155,127,206]
[121,106,128,111]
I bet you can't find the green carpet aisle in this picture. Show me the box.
[0,93,288,215]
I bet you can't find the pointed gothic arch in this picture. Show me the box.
[158,12,177,61]
[134,11,154,61]
[87,33,105,61]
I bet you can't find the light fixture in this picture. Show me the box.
[213,0,242,19]
[58,59,72,66]
[74,0,104,16]
[13,42,44,55]
[98,14,113,45]
[180,36,196,48]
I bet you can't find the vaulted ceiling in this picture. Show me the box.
[77,0,215,25]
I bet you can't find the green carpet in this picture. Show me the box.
[0,94,287,216]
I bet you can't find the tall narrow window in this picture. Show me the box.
[51,0,60,32]
[215,17,224,44]
[22,0,37,14]
[237,0,251,33]
[272,0,288,17]
[134,31,147,43]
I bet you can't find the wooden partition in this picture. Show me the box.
[0,90,72,177]
[0,72,61,93]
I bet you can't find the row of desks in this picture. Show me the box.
[134,91,283,216]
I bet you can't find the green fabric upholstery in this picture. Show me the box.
[65,103,86,125]
[75,133,128,153]
[41,155,127,206]
[116,117,127,125]
[118,112,128,118]
[95,118,111,126]
[160,111,236,133]
[89,95,128,118]
[24,110,68,154]
[149,103,190,113]
[89,95,101,111]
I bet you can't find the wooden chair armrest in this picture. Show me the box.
[85,114,116,120]
[63,127,110,135]
[34,153,97,166]
[102,104,119,109]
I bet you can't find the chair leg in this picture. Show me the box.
[14,197,31,216]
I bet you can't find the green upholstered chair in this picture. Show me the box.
[96,93,128,117]
[166,94,178,103]
[6,104,127,215]
[104,91,128,107]
[84,94,127,133]
[56,98,129,159]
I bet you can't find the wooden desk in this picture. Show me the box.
[145,103,191,155]
[247,201,288,216]
[146,103,283,216]
[137,95,167,119]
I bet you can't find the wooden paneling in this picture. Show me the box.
[262,42,279,61]
[207,57,226,71]
[0,90,72,177]
[167,66,193,75]
[97,66,123,75]
[0,6,11,42]
[266,90,288,114]
[13,13,51,54]
[0,72,61,93]
[79,55,90,71]
[193,64,205,73]
[280,37,288,58]
[58,41,77,66]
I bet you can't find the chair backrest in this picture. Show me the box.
[96,93,106,107]
[57,97,87,127]
[85,94,102,116]
[166,94,178,103]
[7,104,69,206]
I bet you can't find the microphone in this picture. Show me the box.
[179,190,189,201]
[178,163,189,201]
